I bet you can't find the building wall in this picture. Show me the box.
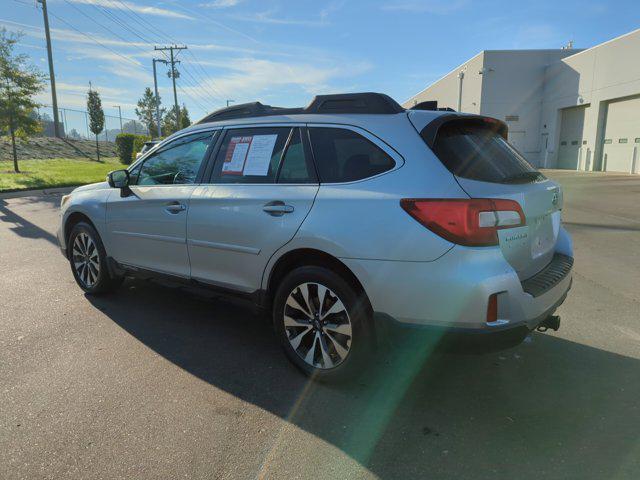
[403,52,485,114]
[480,50,578,164]
[403,28,640,172]
[541,29,640,171]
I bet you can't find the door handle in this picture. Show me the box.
[164,201,186,214]
[263,201,294,216]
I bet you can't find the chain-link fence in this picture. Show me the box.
[35,105,149,142]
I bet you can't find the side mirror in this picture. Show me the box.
[107,169,129,189]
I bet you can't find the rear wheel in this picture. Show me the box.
[273,266,372,380]
[68,222,123,294]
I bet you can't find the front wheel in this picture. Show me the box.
[273,266,372,381]
[68,222,123,294]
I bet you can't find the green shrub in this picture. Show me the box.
[133,134,151,159]
[115,133,136,164]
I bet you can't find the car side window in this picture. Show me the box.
[135,131,214,186]
[308,127,395,183]
[211,127,295,184]
[277,128,317,184]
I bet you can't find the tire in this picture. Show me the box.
[68,222,123,294]
[273,266,373,381]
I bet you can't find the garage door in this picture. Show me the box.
[557,105,589,170]
[602,95,640,173]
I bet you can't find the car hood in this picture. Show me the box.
[72,181,109,193]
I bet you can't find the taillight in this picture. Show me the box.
[400,198,525,246]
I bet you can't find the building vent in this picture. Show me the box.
[505,115,519,122]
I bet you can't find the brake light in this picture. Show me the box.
[400,198,525,246]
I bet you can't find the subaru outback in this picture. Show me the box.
[57,93,573,380]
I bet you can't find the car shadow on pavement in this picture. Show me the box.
[87,279,640,480]
[0,198,60,246]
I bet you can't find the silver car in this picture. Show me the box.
[57,93,573,380]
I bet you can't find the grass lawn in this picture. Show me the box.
[0,157,121,192]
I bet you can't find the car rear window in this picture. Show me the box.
[427,120,542,183]
[308,127,395,183]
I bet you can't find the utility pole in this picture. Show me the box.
[226,100,235,107]
[152,58,168,138]
[37,0,60,138]
[154,45,186,129]
[113,105,123,133]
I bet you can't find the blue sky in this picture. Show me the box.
[2,0,639,126]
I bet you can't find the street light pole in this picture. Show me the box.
[457,70,465,112]
[113,105,123,133]
[226,99,235,107]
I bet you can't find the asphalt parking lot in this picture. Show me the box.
[1,170,639,480]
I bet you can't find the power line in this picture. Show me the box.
[45,9,143,69]
[113,0,177,45]
[39,0,222,117]
[61,0,149,56]
[92,3,157,46]
[108,0,225,109]
[178,63,223,109]
[176,84,209,114]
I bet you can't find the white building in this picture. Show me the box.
[404,29,640,173]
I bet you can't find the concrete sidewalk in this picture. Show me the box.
[0,186,75,200]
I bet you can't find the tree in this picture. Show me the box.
[68,128,82,140]
[163,103,191,136]
[122,119,147,135]
[135,87,164,137]
[86,88,105,161]
[0,29,44,173]
[180,105,191,129]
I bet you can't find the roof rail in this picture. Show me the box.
[196,92,405,124]
[196,102,304,123]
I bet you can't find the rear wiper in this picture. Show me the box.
[501,171,543,184]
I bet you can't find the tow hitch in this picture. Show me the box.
[536,315,561,332]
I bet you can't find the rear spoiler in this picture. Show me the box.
[419,114,508,148]
[410,100,456,112]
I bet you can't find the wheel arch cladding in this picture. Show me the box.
[267,248,370,309]
[64,212,97,255]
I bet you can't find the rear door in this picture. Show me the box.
[421,117,562,279]
[187,126,319,292]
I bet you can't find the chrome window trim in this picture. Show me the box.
[127,127,221,173]
[305,122,405,186]
[196,122,403,186]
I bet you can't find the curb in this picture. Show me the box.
[0,186,76,200]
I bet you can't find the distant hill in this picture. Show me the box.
[0,137,117,161]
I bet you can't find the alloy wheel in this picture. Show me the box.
[284,282,353,369]
[72,232,100,288]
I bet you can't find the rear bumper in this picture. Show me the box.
[374,285,569,353]
[341,227,574,337]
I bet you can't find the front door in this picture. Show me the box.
[106,130,216,277]
[188,126,319,292]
